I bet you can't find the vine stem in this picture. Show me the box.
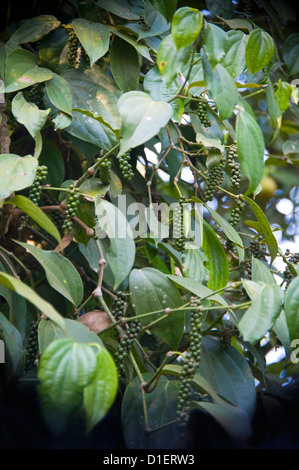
[75,143,120,188]
[129,350,150,433]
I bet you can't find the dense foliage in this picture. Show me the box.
[1,0,299,449]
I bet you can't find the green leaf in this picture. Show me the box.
[202,219,229,291]
[45,73,73,116]
[37,338,97,434]
[6,195,61,244]
[201,50,239,119]
[117,91,172,155]
[2,49,53,93]
[15,242,84,306]
[129,268,184,349]
[138,2,169,41]
[204,204,244,254]
[275,79,292,114]
[84,346,118,435]
[238,284,283,344]
[0,272,65,330]
[39,138,65,187]
[167,275,228,307]
[95,198,136,289]
[282,33,299,77]
[72,19,110,67]
[265,79,282,124]
[157,34,192,87]
[236,109,265,196]
[0,154,38,201]
[222,30,248,78]
[108,26,153,63]
[0,311,24,374]
[171,7,203,50]
[245,29,275,75]
[251,257,276,284]
[38,318,104,354]
[284,276,299,342]
[110,36,140,92]
[10,15,60,44]
[11,92,50,138]
[121,374,179,449]
[182,246,209,284]
[192,401,252,442]
[197,336,256,417]
[150,0,177,23]
[202,22,227,67]
[243,196,278,263]
[96,0,140,20]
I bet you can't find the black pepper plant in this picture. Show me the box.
[0,0,299,450]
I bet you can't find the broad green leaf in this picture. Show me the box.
[0,272,65,330]
[110,36,140,92]
[0,154,38,201]
[84,346,118,435]
[45,73,73,116]
[38,318,104,354]
[201,50,239,119]
[265,79,282,124]
[222,30,248,78]
[6,195,61,244]
[129,268,184,349]
[236,110,265,196]
[245,29,274,75]
[284,276,299,342]
[220,18,253,32]
[171,7,203,50]
[157,34,192,87]
[182,246,209,284]
[16,242,83,306]
[72,19,110,67]
[143,66,178,103]
[275,79,292,114]
[197,336,256,417]
[273,310,291,355]
[121,374,179,449]
[63,69,121,132]
[150,0,178,23]
[242,279,263,300]
[238,284,283,344]
[0,311,24,374]
[167,274,228,307]
[202,219,229,290]
[79,178,109,200]
[243,196,278,263]
[117,91,172,155]
[10,15,60,44]
[108,26,153,63]
[11,92,50,138]
[39,138,65,187]
[192,402,252,441]
[251,257,276,284]
[66,111,117,150]
[37,338,98,434]
[95,198,135,289]
[195,134,225,152]
[2,49,53,93]
[138,2,170,41]
[202,22,227,67]
[282,33,299,77]
[96,0,140,20]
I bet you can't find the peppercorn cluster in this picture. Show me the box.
[24,83,44,108]
[173,196,186,253]
[67,29,79,65]
[112,292,142,376]
[283,250,299,287]
[197,102,211,127]
[226,144,241,189]
[177,297,203,430]
[228,198,246,227]
[204,156,226,202]
[28,165,48,205]
[98,158,112,185]
[249,238,266,261]
[118,154,134,181]
[62,184,81,234]
[25,321,38,371]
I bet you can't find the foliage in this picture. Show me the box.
[0,0,299,449]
